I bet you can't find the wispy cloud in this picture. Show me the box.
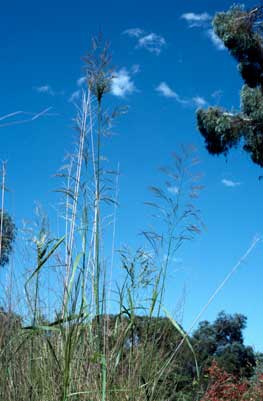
[167,185,179,195]
[207,29,225,50]
[137,33,166,55]
[123,28,166,55]
[221,179,241,187]
[181,12,211,27]
[181,11,225,51]
[192,96,207,108]
[156,82,207,108]
[156,82,178,99]
[163,253,183,264]
[131,64,140,74]
[211,89,223,103]
[68,90,81,103]
[77,76,86,87]
[123,28,145,38]
[111,69,136,97]
[34,85,55,96]
[0,107,53,128]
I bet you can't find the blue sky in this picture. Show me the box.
[1,0,263,350]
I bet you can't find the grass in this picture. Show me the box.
[0,37,208,401]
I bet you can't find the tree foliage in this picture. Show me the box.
[197,5,263,167]
[0,308,258,400]
[192,311,256,379]
[0,210,16,267]
[97,312,256,399]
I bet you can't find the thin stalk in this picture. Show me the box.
[94,99,102,320]
[157,167,185,317]
[63,91,90,316]
[64,158,73,294]
[107,162,120,314]
[0,162,6,261]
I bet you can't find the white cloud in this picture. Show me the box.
[207,29,225,50]
[34,85,55,96]
[123,28,166,55]
[181,12,225,51]
[167,185,179,194]
[163,253,183,264]
[211,89,223,103]
[156,82,207,108]
[131,64,140,74]
[181,12,211,27]
[77,76,86,87]
[192,96,207,108]
[138,33,166,55]
[156,82,178,98]
[111,69,136,97]
[221,179,241,187]
[69,90,81,103]
[123,28,145,38]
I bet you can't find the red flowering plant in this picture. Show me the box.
[201,361,248,401]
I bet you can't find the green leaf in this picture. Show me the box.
[163,307,200,380]
[26,235,65,284]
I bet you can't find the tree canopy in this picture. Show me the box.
[96,311,256,399]
[197,5,263,167]
[0,210,16,267]
[192,311,256,379]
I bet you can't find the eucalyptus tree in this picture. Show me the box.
[197,5,263,168]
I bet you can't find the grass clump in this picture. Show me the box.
[0,37,205,401]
